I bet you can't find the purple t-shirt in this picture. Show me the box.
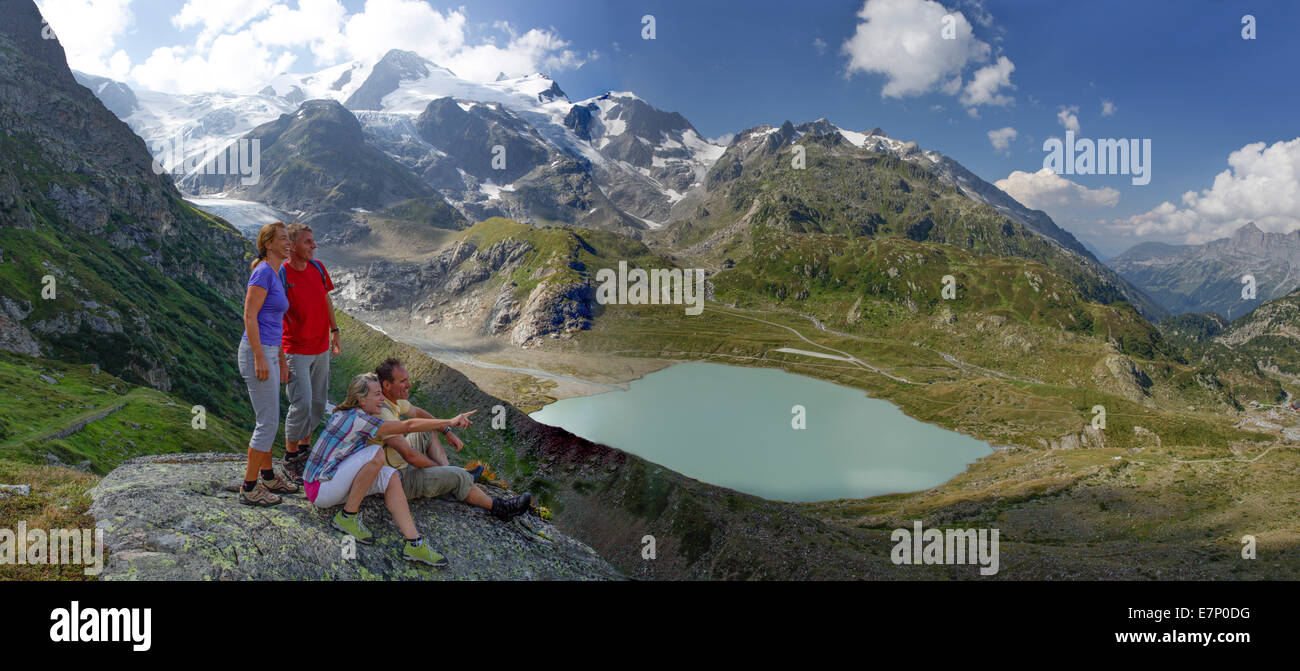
[242,262,289,347]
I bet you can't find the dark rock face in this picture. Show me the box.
[563,102,596,141]
[89,453,621,581]
[509,280,595,346]
[415,97,552,184]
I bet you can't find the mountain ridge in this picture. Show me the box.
[1110,222,1300,318]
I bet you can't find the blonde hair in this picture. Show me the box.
[287,222,313,243]
[250,221,288,272]
[335,373,378,413]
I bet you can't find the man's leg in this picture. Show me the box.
[463,486,493,510]
[400,465,472,501]
[413,429,449,467]
[283,353,311,453]
[400,465,531,520]
[306,351,330,445]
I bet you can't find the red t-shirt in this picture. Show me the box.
[280,260,335,355]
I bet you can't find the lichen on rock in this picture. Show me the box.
[89,453,622,581]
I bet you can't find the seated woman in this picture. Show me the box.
[301,373,475,568]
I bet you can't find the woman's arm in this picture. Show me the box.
[243,285,270,381]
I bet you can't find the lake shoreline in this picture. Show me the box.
[528,361,995,503]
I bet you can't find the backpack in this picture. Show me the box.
[277,259,328,291]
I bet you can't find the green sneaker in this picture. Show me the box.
[403,540,448,568]
[331,510,374,544]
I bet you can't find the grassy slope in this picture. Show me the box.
[0,129,254,427]
[673,133,1156,316]
[0,349,248,580]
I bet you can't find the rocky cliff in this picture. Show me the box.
[0,0,254,424]
[90,453,621,580]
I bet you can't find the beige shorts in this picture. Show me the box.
[399,465,473,501]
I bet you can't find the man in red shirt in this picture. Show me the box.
[281,223,341,482]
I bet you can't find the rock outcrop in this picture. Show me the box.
[89,453,622,581]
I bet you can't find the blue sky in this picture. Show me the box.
[40,0,1300,256]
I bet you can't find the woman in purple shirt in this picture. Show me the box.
[237,222,299,506]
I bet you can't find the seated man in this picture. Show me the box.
[370,357,531,521]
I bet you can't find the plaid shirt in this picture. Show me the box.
[302,408,385,483]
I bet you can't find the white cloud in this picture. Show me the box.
[248,0,350,64]
[842,0,1014,105]
[1101,99,1116,116]
[996,168,1120,210]
[337,0,466,63]
[960,56,1014,106]
[36,0,135,79]
[123,0,587,94]
[1056,105,1080,133]
[987,126,1017,153]
[444,27,586,82]
[813,38,828,55]
[1114,138,1300,244]
[173,0,275,50]
[132,31,297,93]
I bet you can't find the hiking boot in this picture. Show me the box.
[465,464,485,483]
[402,540,448,568]
[239,481,282,507]
[283,451,307,485]
[261,471,299,494]
[331,510,374,544]
[490,492,532,521]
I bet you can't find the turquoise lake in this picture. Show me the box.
[529,362,993,502]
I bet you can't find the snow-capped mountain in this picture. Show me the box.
[78,49,720,229]
[75,49,1156,317]
[565,92,725,225]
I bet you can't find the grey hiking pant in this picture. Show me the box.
[237,340,280,452]
[285,351,330,443]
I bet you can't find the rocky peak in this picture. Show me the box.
[535,79,567,103]
[344,49,434,111]
[1229,221,1265,247]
